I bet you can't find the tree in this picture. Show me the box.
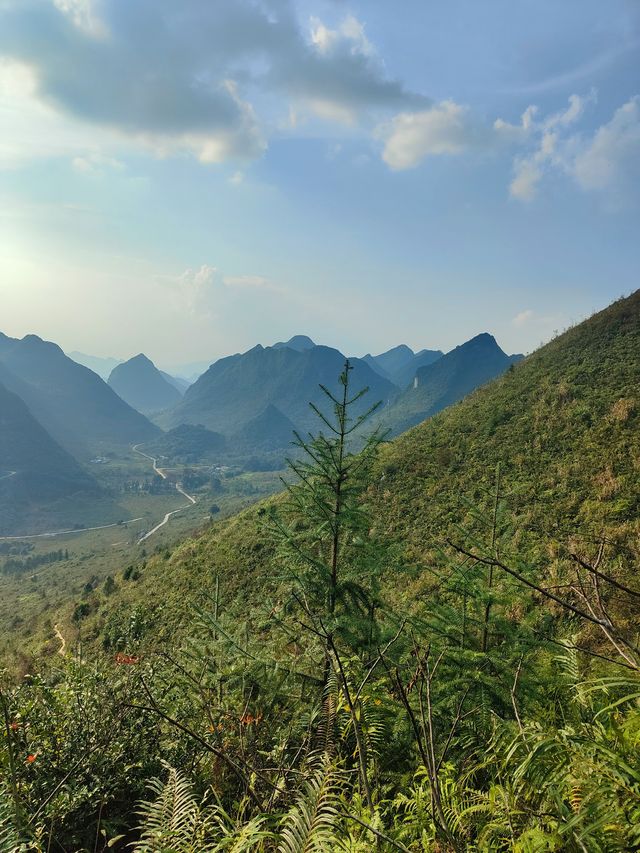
[269,358,388,663]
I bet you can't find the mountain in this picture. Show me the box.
[67,351,123,380]
[272,335,316,352]
[144,423,226,464]
[159,371,190,394]
[378,333,522,436]
[0,333,160,458]
[363,345,444,387]
[101,290,640,648]
[394,348,444,388]
[363,344,414,380]
[234,404,297,452]
[7,292,639,847]
[0,382,103,535]
[108,354,183,415]
[160,344,398,435]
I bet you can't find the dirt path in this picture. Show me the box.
[53,623,66,656]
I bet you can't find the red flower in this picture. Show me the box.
[114,652,139,665]
[26,754,37,764]
[10,721,19,731]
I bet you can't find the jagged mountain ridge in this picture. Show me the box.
[376,333,523,436]
[159,343,399,435]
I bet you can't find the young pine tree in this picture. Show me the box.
[268,359,389,666]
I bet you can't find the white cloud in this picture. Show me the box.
[572,96,640,194]
[512,309,534,327]
[509,161,542,201]
[157,265,287,319]
[378,101,476,170]
[505,93,595,201]
[375,88,638,206]
[0,1,419,165]
[506,93,640,204]
[169,265,218,316]
[310,15,373,57]
[494,105,538,142]
[52,0,106,36]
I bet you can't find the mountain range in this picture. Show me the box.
[362,344,444,387]
[378,333,524,436]
[0,325,525,534]
[0,333,160,459]
[158,343,399,436]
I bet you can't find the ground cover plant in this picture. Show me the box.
[1,293,639,851]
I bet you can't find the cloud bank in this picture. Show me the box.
[0,0,420,163]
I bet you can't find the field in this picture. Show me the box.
[0,444,286,667]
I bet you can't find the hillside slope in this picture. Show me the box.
[0,333,160,458]
[7,293,639,853]
[0,383,104,535]
[375,293,639,567]
[93,291,639,633]
[378,332,522,436]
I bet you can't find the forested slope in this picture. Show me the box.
[2,291,639,852]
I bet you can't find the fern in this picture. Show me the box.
[278,758,341,853]
[133,765,272,853]
[0,794,26,853]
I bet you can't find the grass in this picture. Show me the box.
[0,450,286,670]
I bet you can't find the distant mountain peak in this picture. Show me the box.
[108,353,182,416]
[464,332,499,347]
[272,335,316,352]
[377,344,414,359]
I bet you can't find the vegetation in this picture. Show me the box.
[159,342,398,435]
[376,332,522,436]
[0,292,639,850]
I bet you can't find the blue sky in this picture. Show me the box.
[0,0,638,368]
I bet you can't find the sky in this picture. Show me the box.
[0,0,638,369]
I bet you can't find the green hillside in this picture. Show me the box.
[234,403,296,452]
[378,332,523,436]
[375,294,638,553]
[2,292,639,851]
[144,423,227,462]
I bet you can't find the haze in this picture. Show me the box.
[1,0,639,364]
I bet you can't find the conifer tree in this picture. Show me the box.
[269,359,388,664]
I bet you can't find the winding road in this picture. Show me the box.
[132,445,197,542]
[0,518,144,542]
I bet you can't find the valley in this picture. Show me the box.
[1,295,638,851]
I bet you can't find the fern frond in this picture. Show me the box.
[278,759,341,853]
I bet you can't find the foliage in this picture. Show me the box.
[1,293,640,851]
